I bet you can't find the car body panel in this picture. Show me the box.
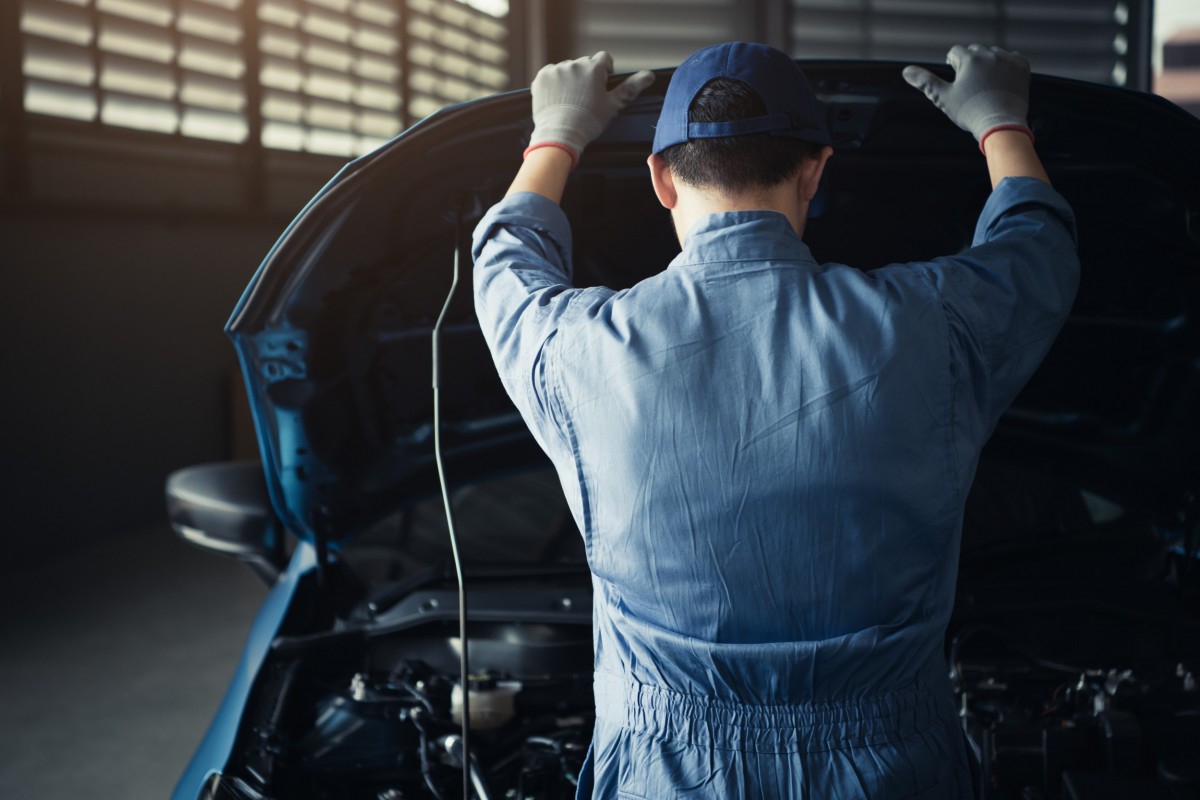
[173,543,319,800]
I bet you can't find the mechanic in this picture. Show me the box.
[472,42,1079,798]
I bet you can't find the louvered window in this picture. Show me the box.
[574,0,1148,90]
[21,0,250,141]
[405,0,509,120]
[575,0,742,71]
[787,0,1147,88]
[255,0,405,156]
[16,0,512,157]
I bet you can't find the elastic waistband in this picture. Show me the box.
[593,654,953,754]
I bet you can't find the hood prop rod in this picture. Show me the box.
[433,207,472,799]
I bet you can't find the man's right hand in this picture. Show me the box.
[526,52,655,169]
[902,44,1033,153]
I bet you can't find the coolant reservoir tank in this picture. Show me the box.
[451,674,521,730]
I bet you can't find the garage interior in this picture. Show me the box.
[1,0,1197,797]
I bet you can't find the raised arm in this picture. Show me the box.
[506,51,654,203]
[903,44,1049,189]
[471,53,653,450]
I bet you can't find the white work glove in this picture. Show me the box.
[902,44,1033,153]
[525,52,655,169]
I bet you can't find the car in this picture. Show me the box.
[166,59,1200,800]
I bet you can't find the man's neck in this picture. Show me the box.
[672,182,807,246]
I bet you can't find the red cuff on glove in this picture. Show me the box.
[980,124,1035,155]
[523,141,578,170]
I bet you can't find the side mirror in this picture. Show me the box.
[165,461,286,585]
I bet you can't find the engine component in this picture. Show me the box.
[439,734,493,800]
[450,673,521,730]
[953,624,1200,800]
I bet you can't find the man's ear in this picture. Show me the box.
[647,153,678,210]
[797,146,833,203]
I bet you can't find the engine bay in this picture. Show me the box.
[214,584,1200,800]
[196,465,1200,800]
[952,466,1200,799]
[953,629,1199,799]
[239,633,595,800]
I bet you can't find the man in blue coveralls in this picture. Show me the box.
[472,41,1079,798]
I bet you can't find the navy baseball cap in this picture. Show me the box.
[652,41,832,155]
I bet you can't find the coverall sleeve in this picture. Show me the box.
[471,191,610,453]
[907,176,1080,428]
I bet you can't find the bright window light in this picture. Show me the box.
[306,127,356,156]
[463,0,508,17]
[181,76,245,111]
[96,0,173,27]
[258,0,302,28]
[353,0,397,27]
[20,2,93,45]
[98,23,176,62]
[177,6,242,44]
[23,42,95,85]
[178,40,245,78]
[102,95,179,133]
[182,108,249,141]
[101,59,177,99]
[25,80,98,120]
[263,120,306,150]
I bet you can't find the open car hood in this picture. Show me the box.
[226,61,1200,548]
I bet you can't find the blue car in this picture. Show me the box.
[166,60,1200,800]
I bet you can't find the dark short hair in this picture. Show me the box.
[659,77,821,192]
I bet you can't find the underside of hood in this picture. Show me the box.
[225,62,1200,547]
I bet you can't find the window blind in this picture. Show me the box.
[574,0,743,71]
[21,0,249,140]
[787,0,1146,87]
[256,0,404,156]
[17,0,513,157]
[571,0,1147,89]
[405,0,509,121]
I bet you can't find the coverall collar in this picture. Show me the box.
[672,209,818,270]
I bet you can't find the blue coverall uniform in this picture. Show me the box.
[472,176,1080,798]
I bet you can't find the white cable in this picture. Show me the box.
[432,230,472,799]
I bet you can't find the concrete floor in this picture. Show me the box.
[0,525,265,799]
